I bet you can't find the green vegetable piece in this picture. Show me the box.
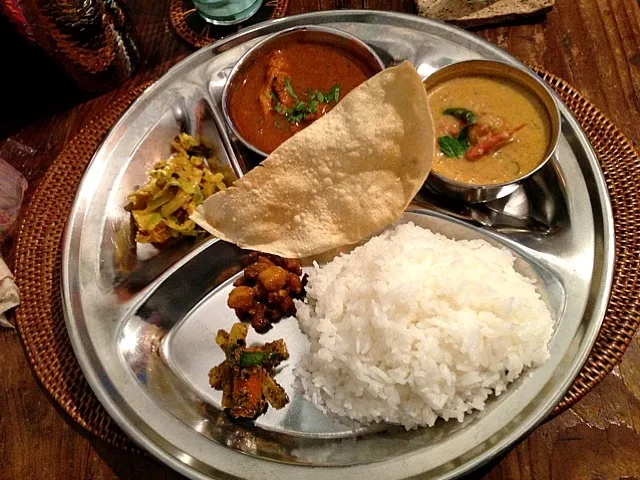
[443,108,477,125]
[240,351,267,367]
[438,123,473,158]
[457,125,471,147]
[284,77,299,101]
[328,84,340,102]
[438,135,468,158]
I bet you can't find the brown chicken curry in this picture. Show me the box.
[227,41,379,154]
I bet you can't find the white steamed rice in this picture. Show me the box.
[294,222,554,429]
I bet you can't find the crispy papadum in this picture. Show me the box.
[192,61,434,258]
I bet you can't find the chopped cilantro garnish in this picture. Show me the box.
[271,77,341,126]
[284,77,299,101]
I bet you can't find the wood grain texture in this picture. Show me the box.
[1,0,640,479]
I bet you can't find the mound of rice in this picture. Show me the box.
[294,222,554,429]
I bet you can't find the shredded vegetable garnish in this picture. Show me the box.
[125,133,227,244]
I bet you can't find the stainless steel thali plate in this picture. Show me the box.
[61,10,614,480]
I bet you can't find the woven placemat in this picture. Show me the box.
[11,67,640,452]
[169,0,289,49]
[12,81,155,452]
[537,68,640,416]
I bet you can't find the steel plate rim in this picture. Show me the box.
[61,9,615,480]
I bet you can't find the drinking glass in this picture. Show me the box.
[193,0,263,25]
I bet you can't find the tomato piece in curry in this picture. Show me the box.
[227,41,379,154]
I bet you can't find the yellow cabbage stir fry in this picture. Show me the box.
[125,134,227,244]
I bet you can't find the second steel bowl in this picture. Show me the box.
[424,60,561,203]
[221,25,385,157]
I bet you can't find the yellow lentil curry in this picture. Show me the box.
[428,75,551,185]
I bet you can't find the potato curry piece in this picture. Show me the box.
[429,75,551,185]
[227,41,379,154]
[125,133,228,244]
[228,253,307,333]
[209,322,289,420]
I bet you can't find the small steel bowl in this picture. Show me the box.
[222,25,385,157]
[424,60,561,203]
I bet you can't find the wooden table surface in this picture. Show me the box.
[2,0,640,479]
